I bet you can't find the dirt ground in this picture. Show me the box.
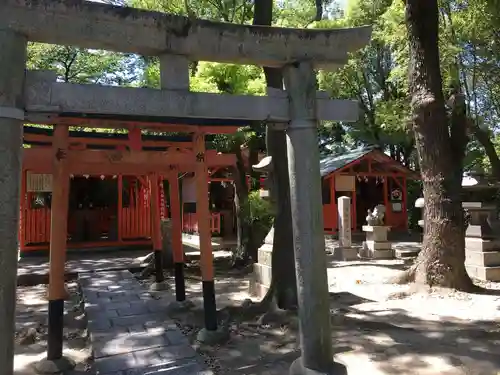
[14,282,90,375]
[145,256,500,375]
[14,251,500,375]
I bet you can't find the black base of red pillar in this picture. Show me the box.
[202,280,217,331]
[47,299,64,360]
[154,249,164,283]
[174,262,186,301]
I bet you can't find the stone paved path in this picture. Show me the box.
[79,270,212,375]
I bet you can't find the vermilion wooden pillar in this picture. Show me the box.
[383,175,389,225]
[169,170,186,301]
[194,133,217,331]
[117,174,123,244]
[46,125,72,367]
[150,174,164,284]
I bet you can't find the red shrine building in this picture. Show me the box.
[319,147,418,233]
[20,125,239,253]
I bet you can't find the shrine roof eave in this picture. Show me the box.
[24,113,245,134]
[320,148,420,179]
[3,0,371,67]
[23,124,194,142]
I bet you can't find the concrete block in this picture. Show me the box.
[465,250,500,267]
[249,278,269,299]
[395,248,420,259]
[252,263,272,288]
[332,247,358,261]
[362,225,390,242]
[257,247,272,266]
[466,265,500,281]
[363,240,392,251]
[465,237,500,252]
[367,249,394,259]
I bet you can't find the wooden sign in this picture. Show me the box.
[26,172,52,192]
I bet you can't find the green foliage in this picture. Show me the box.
[248,191,274,223]
[27,43,138,85]
[247,191,274,243]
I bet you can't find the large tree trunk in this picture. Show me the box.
[253,0,297,309]
[404,0,473,290]
[232,146,254,265]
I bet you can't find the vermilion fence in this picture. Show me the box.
[182,213,221,234]
[20,175,222,251]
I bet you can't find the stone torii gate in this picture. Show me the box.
[0,1,371,374]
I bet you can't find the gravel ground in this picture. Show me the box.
[14,282,91,375]
[142,239,500,375]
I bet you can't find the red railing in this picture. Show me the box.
[121,205,151,239]
[24,207,51,244]
[182,212,221,234]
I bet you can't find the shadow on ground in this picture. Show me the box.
[164,277,500,375]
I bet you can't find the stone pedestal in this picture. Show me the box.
[249,227,273,298]
[333,196,358,261]
[463,202,500,281]
[361,225,393,259]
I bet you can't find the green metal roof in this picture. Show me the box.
[319,147,375,177]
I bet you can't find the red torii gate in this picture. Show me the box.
[20,126,235,251]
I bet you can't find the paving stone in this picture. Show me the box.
[82,270,211,375]
[93,331,171,359]
[117,304,149,316]
[128,325,147,334]
[155,344,198,361]
[90,327,129,343]
[111,313,164,327]
[127,359,210,375]
[88,309,119,321]
[110,294,140,303]
[88,319,113,331]
[144,320,178,332]
[164,329,189,346]
[94,351,137,373]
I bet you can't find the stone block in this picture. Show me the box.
[466,265,500,281]
[466,224,495,239]
[249,278,269,299]
[366,249,394,259]
[257,247,272,266]
[338,196,352,247]
[363,240,392,251]
[395,248,420,259]
[465,250,500,267]
[362,225,390,242]
[252,263,272,288]
[465,237,500,252]
[332,246,358,261]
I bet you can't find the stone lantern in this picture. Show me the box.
[414,197,424,228]
[249,156,274,297]
[360,204,393,259]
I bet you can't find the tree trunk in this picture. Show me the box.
[404,0,473,290]
[232,146,254,265]
[253,0,297,309]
